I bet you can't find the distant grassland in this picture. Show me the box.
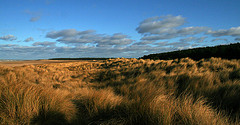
[0,58,240,124]
[49,57,116,60]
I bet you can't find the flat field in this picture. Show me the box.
[0,60,99,67]
[0,58,240,124]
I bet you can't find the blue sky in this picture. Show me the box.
[0,0,240,59]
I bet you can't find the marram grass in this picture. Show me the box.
[0,57,240,124]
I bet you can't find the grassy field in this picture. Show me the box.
[0,57,240,124]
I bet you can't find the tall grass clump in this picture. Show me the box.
[0,83,77,124]
[72,87,125,124]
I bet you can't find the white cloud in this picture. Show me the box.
[207,26,240,37]
[0,44,19,48]
[0,41,196,59]
[96,33,134,46]
[32,41,56,47]
[1,15,239,60]
[0,43,174,59]
[177,27,210,36]
[24,37,34,42]
[0,46,56,59]
[137,15,240,47]
[0,35,17,41]
[56,35,98,44]
[134,40,156,45]
[46,29,134,46]
[140,26,210,40]
[137,15,210,41]
[46,29,96,39]
[136,15,186,34]
[141,34,175,40]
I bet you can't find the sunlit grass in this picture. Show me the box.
[0,57,240,124]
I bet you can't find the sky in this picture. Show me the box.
[0,0,240,60]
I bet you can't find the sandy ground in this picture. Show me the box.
[0,60,98,67]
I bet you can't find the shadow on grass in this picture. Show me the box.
[31,109,70,125]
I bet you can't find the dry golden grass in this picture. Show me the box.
[0,57,240,124]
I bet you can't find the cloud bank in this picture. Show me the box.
[1,15,239,59]
[207,27,240,37]
[32,41,56,47]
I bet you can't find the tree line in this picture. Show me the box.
[140,43,240,60]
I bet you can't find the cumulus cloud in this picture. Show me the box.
[32,41,56,47]
[46,29,96,39]
[137,15,240,46]
[177,27,210,36]
[137,15,210,41]
[0,35,17,41]
[56,34,100,44]
[136,15,186,34]
[140,26,210,40]
[207,26,240,37]
[46,29,134,46]
[96,33,134,46]
[135,39,195,50]
[24,37,34,42]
